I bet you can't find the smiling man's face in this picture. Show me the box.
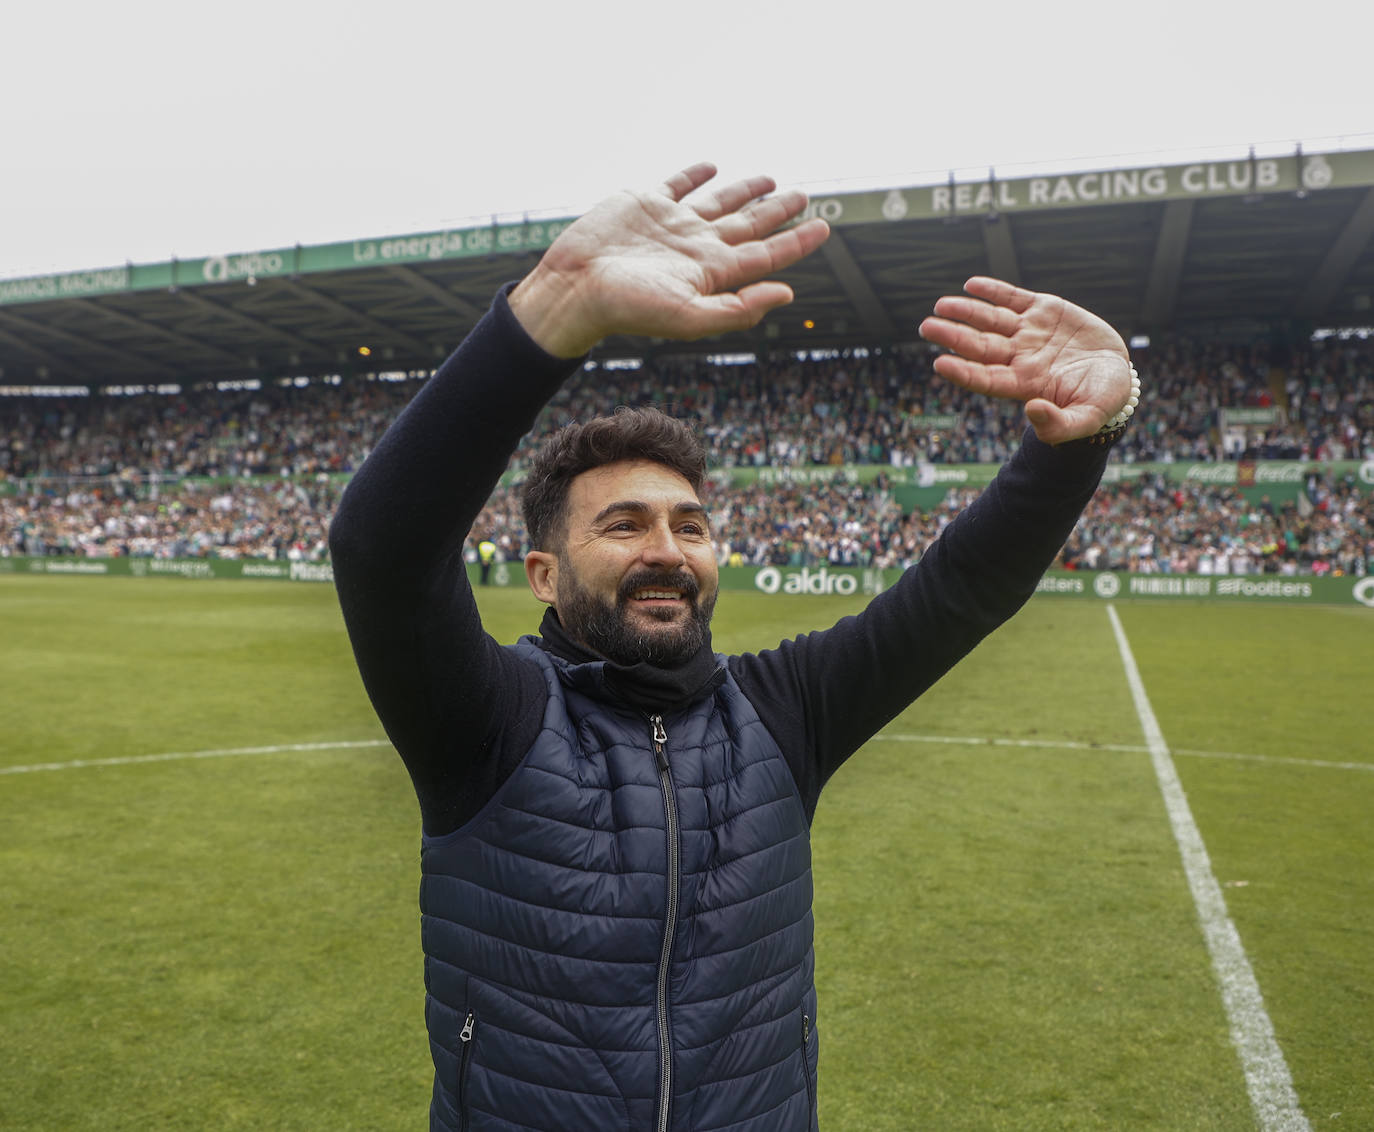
[524,459,719,667]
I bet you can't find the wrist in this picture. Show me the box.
[508,265,601,359]
[1087,365,1141,446]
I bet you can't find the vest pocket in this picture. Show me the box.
[453,978,634,1131]
[458,1011,477,1132]
[801,1010,818,1126]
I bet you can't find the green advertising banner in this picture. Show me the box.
[696,457,1374,510]
[0,220,576,306]
[696,458,1374,493]
[469,561,1372,606]
[799,148,1374,226]
[906,414,960,430]
[3,556,1370,606]
[460,561,1373,606]
[0,556,334,583]
[1101,457,1374,505]
[1030,569,1373,606]
[1219,407,1283,427]
[460,561,891,595]
[6,149,1372,308]
[7,457,1367,510]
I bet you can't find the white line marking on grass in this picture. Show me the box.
[879,732,1151,755]
[13,734,1363,781]
[877,732,1372,773]
[0,740,392,776]
[1107,603,1311,1132]
[1172,749,1371,774]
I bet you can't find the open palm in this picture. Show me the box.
[512,164,830,357]
[919,277,1133,445]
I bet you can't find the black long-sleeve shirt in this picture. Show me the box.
[329,287,1112,837]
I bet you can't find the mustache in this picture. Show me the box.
[616,568,701,604]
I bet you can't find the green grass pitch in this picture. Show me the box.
[1,575,1370,1130]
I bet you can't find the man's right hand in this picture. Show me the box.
[509,163,830,358]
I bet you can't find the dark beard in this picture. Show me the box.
[557,565,717,668]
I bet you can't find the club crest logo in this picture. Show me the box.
[1093,572,1121,598]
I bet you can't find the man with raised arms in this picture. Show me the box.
[329,163,1135,1131]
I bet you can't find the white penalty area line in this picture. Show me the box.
[1107,603,1311,1132]
[0,739,392,776]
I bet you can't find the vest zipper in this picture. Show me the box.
[802,1012,816,1121]
[458,1011,476,1132]
[650,713,679,1132]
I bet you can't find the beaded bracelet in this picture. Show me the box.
[1087,365,1141,446]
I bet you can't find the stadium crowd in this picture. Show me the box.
[5,461,1369,579]
[461,468,1372,577]
[4,336,1373,481]
[3,479,338,562]
[2,336,1371,574]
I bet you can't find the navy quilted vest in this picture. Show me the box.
[420,639,819,1131]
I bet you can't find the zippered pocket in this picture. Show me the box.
[445,979,633,1130]
[458,1011,476,1132]
[801,1010,817,1123]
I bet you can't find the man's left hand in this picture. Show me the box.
[918,276,1133,445]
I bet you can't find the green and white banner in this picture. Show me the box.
[4,557,1370,607]
[0,556,334,583]
[6,148,1371,307]
[465,562,1373,606]
[0,221,576,306]
[798,149,1374,224]
[1032,569,1373,607]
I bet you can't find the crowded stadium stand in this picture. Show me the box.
[3,147,1373,583]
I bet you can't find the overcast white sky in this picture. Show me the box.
[3,0,1371,281]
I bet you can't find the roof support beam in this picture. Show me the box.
[1140,200,1194,329]
[74,298,247,369]
[819,231,895,337]
[1296,186,1374,322]
[277,279,433,358]
[172,289,321,358]
[981,217,1021,285]
[0,308,174,379]
[382,265,484,322]
[0,319,89,380]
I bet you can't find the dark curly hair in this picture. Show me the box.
[521,407,707,551]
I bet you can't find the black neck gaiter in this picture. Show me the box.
[536,607,723,715]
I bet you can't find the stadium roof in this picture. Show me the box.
[3,147,1373,390]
